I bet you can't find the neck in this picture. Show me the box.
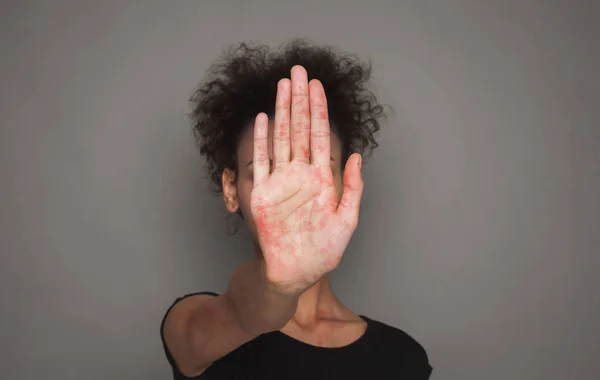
[293,275,339,325]
[254,247,342,326]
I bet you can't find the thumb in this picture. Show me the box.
[336,153,363,228]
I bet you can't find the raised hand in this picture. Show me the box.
[250,65,364,293]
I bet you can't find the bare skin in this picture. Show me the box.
[163,66,366,377]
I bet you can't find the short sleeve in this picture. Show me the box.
[400,333,433,379]
[160,291,235,379]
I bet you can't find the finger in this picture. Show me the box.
[273,78,291,169]
[336,154,363,229]
[253,113,270,186]
[290,65,310,163]
[308,79,331,168]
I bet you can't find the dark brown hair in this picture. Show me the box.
[191,38,387,194]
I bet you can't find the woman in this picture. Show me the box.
[160,39,432,379]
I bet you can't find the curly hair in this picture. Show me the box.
[190,38,387,194]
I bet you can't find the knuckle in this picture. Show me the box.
[274,126,290,139]
[255,151,269,162]
[291,123,307,133]
[311,129,330,138]
[276,103,290,111]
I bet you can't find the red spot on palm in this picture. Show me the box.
[250,66,362,293]
[251,163,352,289]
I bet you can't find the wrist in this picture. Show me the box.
[259,259,307,297]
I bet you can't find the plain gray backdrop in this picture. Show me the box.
[1,0,599,379]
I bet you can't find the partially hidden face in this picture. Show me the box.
[222,119,344,243]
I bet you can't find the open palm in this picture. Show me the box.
[250,66,364,292]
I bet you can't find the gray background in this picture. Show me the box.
[1,0,598,379]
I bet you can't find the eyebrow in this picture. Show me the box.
[245,157,335,166]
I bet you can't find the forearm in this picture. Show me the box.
[168,259,300,376]
[225,259,301,335]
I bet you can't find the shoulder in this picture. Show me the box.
[362,316,432,373]
[160,292,221,378]
[168,291,220,310]
[161,291,220,335]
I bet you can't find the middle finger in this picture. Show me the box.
[289,65,311,163]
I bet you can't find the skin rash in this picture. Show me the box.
[222,66,365,347]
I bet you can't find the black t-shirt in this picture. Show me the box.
[160,292,433,379]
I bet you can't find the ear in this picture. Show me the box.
[222,168,240,213]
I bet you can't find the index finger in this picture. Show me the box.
[253,113,270,186]
[273,78,291,169]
